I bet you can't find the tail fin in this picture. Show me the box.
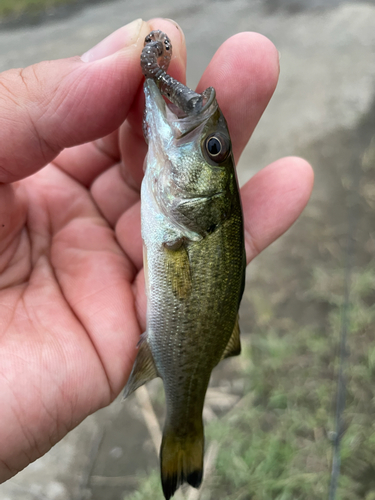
[160,421,204,500]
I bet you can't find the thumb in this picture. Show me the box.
[0,19,150,184]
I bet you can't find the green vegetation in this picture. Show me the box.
[0,0,75,19]
[207,265,375,500]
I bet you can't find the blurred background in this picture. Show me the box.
[1,0,375,499]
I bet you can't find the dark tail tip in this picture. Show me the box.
[161,474,178,500]
[160,423,204,499]
[187,469,203,488]
[161,469,203,499]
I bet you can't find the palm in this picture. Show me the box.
[0,150,146,474]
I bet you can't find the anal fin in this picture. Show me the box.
[123,333,159,399]
[220,315,241,361]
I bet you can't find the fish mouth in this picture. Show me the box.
[144,79,217,140]
[144,78,168,119]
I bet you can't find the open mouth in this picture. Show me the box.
[145,79,218,140]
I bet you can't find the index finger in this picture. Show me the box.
[0,20,150,184]
[196,32,280,164]
[55,18,187,188]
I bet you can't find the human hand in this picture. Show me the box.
[0,18,313,481]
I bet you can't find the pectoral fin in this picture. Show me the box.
[164,243,192,299]
[123,333,159,399]
[220,316,241,361]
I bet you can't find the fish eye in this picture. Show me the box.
[207,137,221,155]
[204,133,230,164]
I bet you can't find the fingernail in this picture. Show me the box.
[163,18,185,45]
[81,19,143,62]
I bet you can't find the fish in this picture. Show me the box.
[123,30,246,500]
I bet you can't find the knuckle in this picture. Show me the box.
[0,69,24,107]
[0,65,58,163]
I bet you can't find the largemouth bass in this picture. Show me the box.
[124,30,246,499]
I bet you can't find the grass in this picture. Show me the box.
[0,0,75,19]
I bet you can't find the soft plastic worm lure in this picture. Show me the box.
[140,30,204,114]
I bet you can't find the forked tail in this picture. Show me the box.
[160,420,204,499]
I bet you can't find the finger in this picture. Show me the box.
[90,18,187,223]
[93,30,277,228]
[91,163,139,226]
[118,17,187,188]
[23,164,140,395]
[0,183,29,288]
[0,19,152,184]
[196,32,279,164]
[131,157,313,331]
[113,30,281,272]
[133,268,147,332]
[115,201,142,270]
[242,157,314,263]
[117,157,314,275]
[53,129,121,188]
